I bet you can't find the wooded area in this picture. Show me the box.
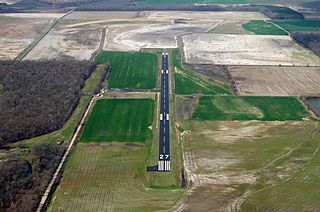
[292,32,320,57]
[0,60,96,144]
[0,143,65,211]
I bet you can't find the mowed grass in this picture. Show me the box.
[139,0,248,4]
[172,50,232,95]
[48,143,184,211]
[96,51,157,89]
[272,20,320,32]
[192,96,309,121]
[80,99,154,142]
[243,20,288,35]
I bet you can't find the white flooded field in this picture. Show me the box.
[182,34,320,66]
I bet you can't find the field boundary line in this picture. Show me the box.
[36,95,97,212]
[14,9,74,61]
[90,27,108,61]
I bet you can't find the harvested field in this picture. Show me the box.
[229,66,320,96]
[0,14,60,59]
[179,120,320,211]
[105,23,215,51]
[48,143,184,211]
[80,99,154,143]
[182,33,320,66]
[24,20,102,60]
[96,51,157,89]
[192,96,309,121]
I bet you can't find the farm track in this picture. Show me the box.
[14,10,74,61]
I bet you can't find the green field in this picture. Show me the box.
[243,20,288,35]
[272,20,320,32]
[192,96,309,121]
[172,50,232,95]
[138,0,248,4]
[80,99,154,142]
[96,51,157,89]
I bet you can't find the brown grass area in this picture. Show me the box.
[229,66,320,96]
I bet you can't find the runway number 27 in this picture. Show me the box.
[160,154,170,160]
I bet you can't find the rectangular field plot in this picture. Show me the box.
[80,99,154,142]
[48,143,183,211]
[182,34,320,66]
[96,51,157,89]
[192,96,309,121]
[229,66,320,96]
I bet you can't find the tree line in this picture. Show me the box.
[0,60,96,145]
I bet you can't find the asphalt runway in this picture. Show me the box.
[158,52,170,172]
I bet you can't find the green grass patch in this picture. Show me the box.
[272,20,320,32]
[243,20,288,35]
[80,99,154,142]
[172,50,232,95]
[96,51,157,89]
[138,0,248,4]
[192,96,309,121]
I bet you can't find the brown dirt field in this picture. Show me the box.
[229,66,320,96]
[0,15,59,59]
[24,21,102,60]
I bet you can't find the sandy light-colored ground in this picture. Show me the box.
[0,14,61,59]
[182,33,320,66]
[229,66,320,96]
[105,23,218,51]
[25,21,102,60]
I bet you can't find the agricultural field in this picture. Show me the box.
[192,96,309,121]
[0,13,62,59]
[172,50,232,95]
[96,51,157,89]
[242,20,288,35]
[182,33,320,66]
[24,20,102,60]
[48,143,184,211]
[272,20,320,32]
[178,120,320,211]
[229,66,320,96]
[305,97,320,118]
[80,99,154,142]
